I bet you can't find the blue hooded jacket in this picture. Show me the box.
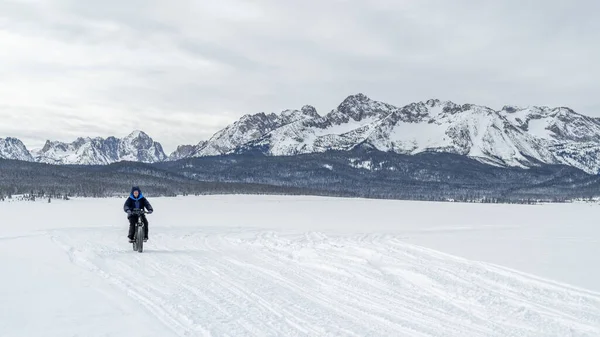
[124,186,153,215]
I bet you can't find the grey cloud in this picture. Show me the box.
[0,0,598,153]
[176,39,277,73]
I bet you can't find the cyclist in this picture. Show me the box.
[123,186,153,242]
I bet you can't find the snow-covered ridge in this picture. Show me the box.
[191,105,320,157]
[33,130,167,165]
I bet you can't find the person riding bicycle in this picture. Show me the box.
[124,186,153,243]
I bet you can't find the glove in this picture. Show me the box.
[147,210,153,214]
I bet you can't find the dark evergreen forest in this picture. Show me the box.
[1,149,599,203]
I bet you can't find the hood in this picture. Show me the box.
[129,186,144,200]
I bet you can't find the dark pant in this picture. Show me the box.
[128,214,148,239]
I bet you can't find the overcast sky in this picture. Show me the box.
[1,0,598,153]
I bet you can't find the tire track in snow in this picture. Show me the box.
[50,233,211,337]
[246,232,492,336]
[50,228,600,337]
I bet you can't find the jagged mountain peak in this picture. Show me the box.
[279,105,321,125]
[280,105,320,120]
[300,105,320,118]
[386,99,465,123]
[3,136,20,142]
[0,137,34,162]
[123,130,155,150]
[327,93,397,124]
[500,105,582,118]
[341,92,371,103]
[501,105,527,113]
[238,112,278,123]
[125,130,151,140]
[236,106,320,126]
[169,142,206,161]
[424,98,460,108]
[41,139,55,152]
[425,98,442,106]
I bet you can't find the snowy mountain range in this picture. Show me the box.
[189,94,600,174]
[32,131,167,165]
[1,94,599,173]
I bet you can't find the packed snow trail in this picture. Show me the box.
[42,227,600,337]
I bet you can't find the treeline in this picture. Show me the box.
[158,149,600,203]
[2,148,599,204]
[0,159,328,200]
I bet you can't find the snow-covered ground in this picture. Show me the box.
[1,195,599,336]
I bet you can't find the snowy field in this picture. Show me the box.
[1,195,599,336]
